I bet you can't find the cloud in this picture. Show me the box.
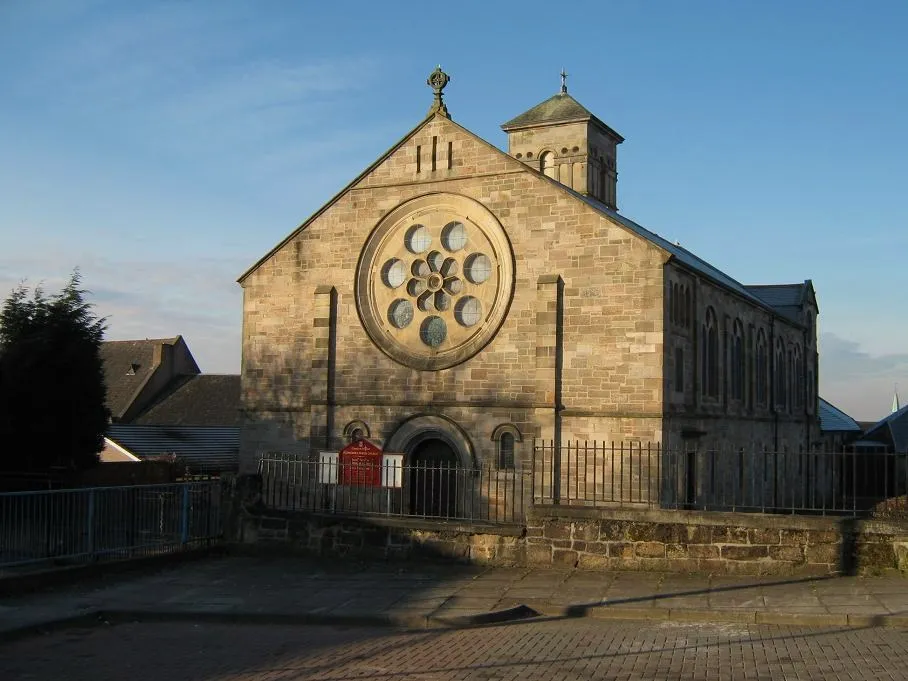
[0,253,243,374]
[818,332,908,421]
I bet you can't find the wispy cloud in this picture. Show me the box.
[3,3,386,188]
[819,332,908,421]
[0,252,243,374]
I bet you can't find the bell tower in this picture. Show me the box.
[501,72,624,210]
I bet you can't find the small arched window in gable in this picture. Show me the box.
[540,151,556,179]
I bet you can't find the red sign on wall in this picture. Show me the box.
[339,439,383,487]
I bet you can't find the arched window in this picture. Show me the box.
[684,287,692,328]
[668,283,675,325]
[807,367,815,413]
[491,424,521,470]
[343,420,371,443]
[540,151,556,179]
[701,307,719,398]
[732,319,745,401]
[755,330,768,406]
[775,338,786,409]
[498,433,515,470]
[793,344,803,410]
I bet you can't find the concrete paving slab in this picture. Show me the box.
[4,554,908,641]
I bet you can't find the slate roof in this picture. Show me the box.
[744,285,804,308]
[501,92,624,141]
[100,338,176,419]
[744,284,808,322]
[818,398,862,433]
[861,404,908,453]
[133,375,241,427]
[570,192,787,313]
[105,424,239,473]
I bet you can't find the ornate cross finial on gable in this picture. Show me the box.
[560,68,568,94]
[427,65,451,118]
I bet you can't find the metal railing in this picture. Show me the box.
[533,440,908,517]
[0,481,222,571]
[259,454,527,524]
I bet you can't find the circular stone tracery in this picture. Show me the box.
[355,194,514,371]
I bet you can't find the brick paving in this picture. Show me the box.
[3,618,908,680]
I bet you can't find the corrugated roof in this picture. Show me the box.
[134,375,241,427]
[501,92,624,140]
[105,424,239,473]
[818,398,862,433]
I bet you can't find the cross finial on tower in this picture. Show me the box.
[427,65,451,118]
[560,68,568,94]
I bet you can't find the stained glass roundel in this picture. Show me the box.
[420,316,447,347]
[387,299,413,329]
[355,193,514,370]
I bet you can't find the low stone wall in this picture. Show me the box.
[528,506,908,576]
[226,476,908,576]
[236,511,525,565]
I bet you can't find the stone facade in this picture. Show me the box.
[238,73,820,510]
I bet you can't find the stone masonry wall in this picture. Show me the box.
[230,483,908,577]
[239,114,667,470]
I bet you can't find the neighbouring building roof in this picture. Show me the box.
[100,336,201,421]
[818,398,862,433]
[100,338,171,419]
[501,92,624,140]
[133,375,241,427]
[105,424,239,473]
[861,403,908,453]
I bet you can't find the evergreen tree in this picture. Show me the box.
[0,271,109,473]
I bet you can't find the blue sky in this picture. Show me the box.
[1,0,906,420]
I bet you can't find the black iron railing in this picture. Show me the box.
[259,454,527,524]
[533,440,908,517]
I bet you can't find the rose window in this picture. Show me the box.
[356,194,514,371]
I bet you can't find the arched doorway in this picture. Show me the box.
[409,438,459,518]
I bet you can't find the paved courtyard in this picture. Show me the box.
[4,618,908,680]
[3,555,908,639]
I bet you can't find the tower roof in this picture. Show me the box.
[501,92,624,141]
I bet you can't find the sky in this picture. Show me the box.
[0,0,906,421]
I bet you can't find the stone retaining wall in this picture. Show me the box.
[226,473,908,576]
[235,505,908,576]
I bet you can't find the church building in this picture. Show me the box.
[237,69,820,488]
